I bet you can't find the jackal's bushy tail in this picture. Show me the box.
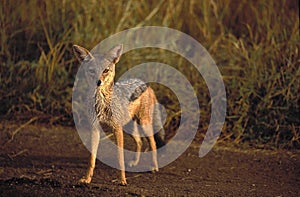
[153,103,166,149]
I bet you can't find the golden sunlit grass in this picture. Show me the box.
[0,0,299,148]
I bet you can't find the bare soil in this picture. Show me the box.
[0,121,299,196]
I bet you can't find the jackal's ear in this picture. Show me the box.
[105,44,123,64]
[73,45,94,63]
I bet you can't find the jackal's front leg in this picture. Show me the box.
[128,121,142,167]
[115,126,127,185]
[79,128,100,184]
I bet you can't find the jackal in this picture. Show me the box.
[73,44,165,185]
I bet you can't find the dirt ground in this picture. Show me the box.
[0,121,299,196]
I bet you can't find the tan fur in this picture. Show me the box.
[128,87,159,170]
[128,87,156,119]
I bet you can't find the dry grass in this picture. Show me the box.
[0,0,299,148]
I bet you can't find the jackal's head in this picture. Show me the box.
[73,44,123,89]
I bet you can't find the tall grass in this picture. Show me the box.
[0,0,299,148]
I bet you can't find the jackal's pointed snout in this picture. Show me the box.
[96,79,101,86]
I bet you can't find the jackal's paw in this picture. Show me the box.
[78,177,91,184]
[120,179,127,186]
[151,167,159,173]
[128,160,139,167]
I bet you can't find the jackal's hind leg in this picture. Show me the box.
[128,121,142,167]
[142,124,158,172]
[79,128,100,184]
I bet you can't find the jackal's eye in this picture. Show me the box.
[103,68,109,74]
[88,68,96,74]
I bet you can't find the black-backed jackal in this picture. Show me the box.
[73,44,165,185]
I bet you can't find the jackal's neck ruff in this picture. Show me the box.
[94,80,114,126]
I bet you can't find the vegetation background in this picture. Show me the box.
[0,0,299,148]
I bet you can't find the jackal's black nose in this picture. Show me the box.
[96,80,101,86]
